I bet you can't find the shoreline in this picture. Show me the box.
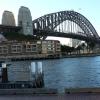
[0,53,100,61]
[61,53,100,58]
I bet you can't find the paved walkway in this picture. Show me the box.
[0,94,100,100]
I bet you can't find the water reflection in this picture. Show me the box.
[9,56,100,92]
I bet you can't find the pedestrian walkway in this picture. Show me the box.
[0,94,100,100]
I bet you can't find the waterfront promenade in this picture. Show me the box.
[0,94,100,100]
[0,88,100,100]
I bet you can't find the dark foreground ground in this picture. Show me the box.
[0,94,100,100]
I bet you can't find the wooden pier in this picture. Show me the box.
[0,62,44,89]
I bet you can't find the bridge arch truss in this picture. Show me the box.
[33,11,99,42]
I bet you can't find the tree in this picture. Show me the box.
[76,45,82,54]
[3,32,40,41]
[87,42,96,53]
[61,45,75,54]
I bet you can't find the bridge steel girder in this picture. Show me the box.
[33,10,99,41]
[33,29,100,43]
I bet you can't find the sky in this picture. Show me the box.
[0,0,100,45]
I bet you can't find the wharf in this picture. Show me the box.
[0,54,60,61]
[0,53,100,61]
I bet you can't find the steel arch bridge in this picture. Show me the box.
[33,10,100,43]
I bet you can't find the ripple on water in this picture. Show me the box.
[9,56,100,93]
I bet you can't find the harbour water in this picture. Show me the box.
[9,56,100,93]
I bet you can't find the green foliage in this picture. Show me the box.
[61,45,75,52]
[87,42,95,50]
[3,32,40,41]
[76,45,82,50]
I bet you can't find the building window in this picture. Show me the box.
[27,22,30,27]
[19,21,22,26]
[11,45,22,53]
[26,44,37,52]
[0,46,8,54]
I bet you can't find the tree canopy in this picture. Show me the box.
[3,32,40,41]
[61,45,75,52]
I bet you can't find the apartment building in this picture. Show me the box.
[0,40,61,56]
[42,40,61,54]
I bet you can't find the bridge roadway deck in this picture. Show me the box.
[0,94,100,100]
[34,29,100,43]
